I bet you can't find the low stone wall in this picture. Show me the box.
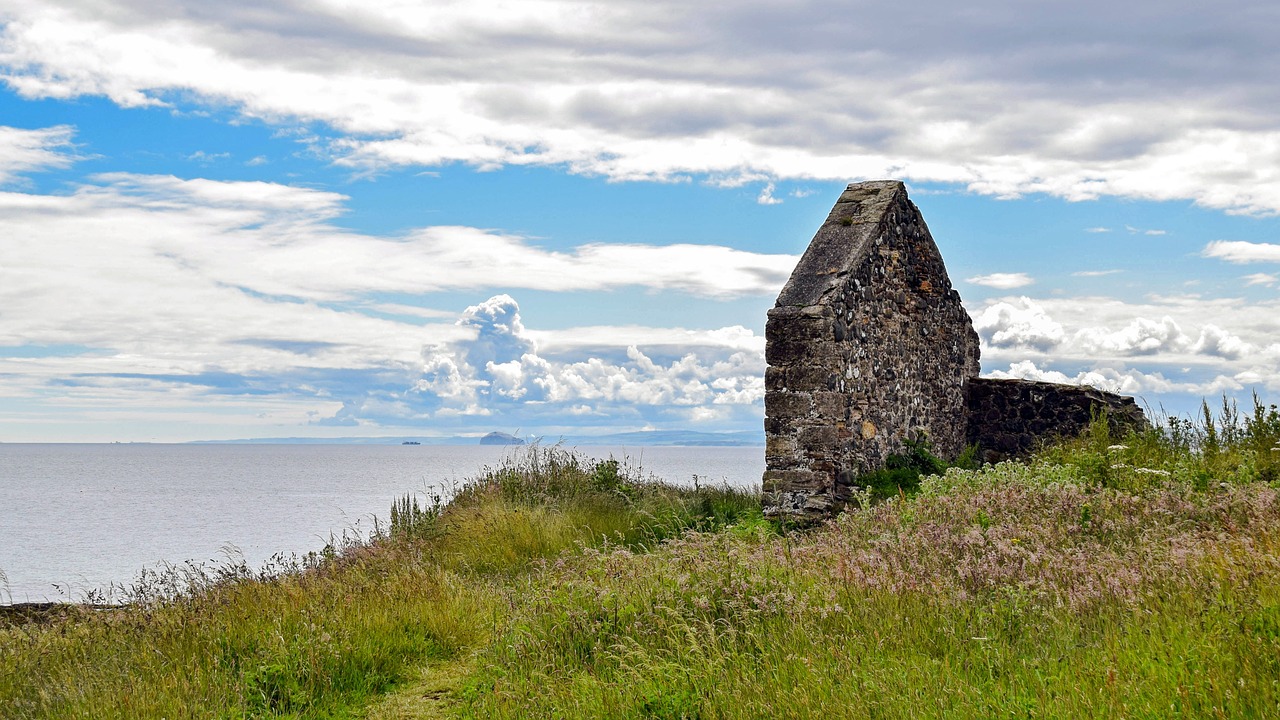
[965,378,1148,462]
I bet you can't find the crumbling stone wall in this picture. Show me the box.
[763,181,981,519]
[966,378,1148,463]
[762,180,1147,521]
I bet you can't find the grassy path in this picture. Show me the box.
[362,658,475,719]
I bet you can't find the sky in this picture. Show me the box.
[1,0,1279,443]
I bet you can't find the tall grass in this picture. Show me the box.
[0,446,758,718]
[456,408,1280,718]
[4,408,1280,718]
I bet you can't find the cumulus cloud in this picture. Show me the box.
[1075,316,1191,356]
[972,298,1065,351]
[985,360,1246,397]
[5,2,1280,211]
[967,292,1280,381]
[966,272,1035,289]
[410,295,766,424]
[986,360,1124,393]
[1192,324,1254,360]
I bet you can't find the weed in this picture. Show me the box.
[853,438,948,501]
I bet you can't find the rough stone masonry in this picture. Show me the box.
[762,181,1145,520]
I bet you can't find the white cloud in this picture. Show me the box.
[0,171,795,348]
[186,150,229,163]
[756,182,782,205]
[0,170,780,434]
[1243,272,1278,287]
[985,360,1246,397]
[1072,269,1122,277]
[0,124,76,183]
[1191,324,1254,360]
[1075,316,1190,356]
[966,272,1035,289]
[528,324,764,355]
[1085,227,1111,233]
[4,2,1280,212]
[1125,224,1167,236]
[985,360,1122,393]
[969,294,1280,399]
[1204,240,1280,263]
[411,295,766,423]
[972,297,1065,351]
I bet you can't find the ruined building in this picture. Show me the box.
[762,181,1145,520]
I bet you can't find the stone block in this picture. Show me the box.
[762,469,828,493]
[798,425,839,449]
[765,434,798,459]
[766,390,812,419]
[812,391,848,419]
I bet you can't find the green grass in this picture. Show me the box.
[0,446,759,718]
[4,402,1280,718]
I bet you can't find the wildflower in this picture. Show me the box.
[1107,444,1129,451]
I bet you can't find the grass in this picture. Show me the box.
[3,399,1280,718]
[0,447,759,718]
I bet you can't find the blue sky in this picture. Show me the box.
[1,0,1279,442]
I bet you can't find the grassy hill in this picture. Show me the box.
[4,400,1280,718]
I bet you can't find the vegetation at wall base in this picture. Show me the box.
[3,399,1280,718]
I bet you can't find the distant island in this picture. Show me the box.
[479,431,525,446]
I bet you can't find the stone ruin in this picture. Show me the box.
[762,181,1146,520]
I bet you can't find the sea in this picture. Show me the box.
[0,443,763,604]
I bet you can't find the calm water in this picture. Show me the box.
[0,443,762,603]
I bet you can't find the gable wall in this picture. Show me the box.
[763,181,979,519]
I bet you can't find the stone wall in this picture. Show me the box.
[965,377,1148,463]
[762,180,1148,521]
[762,181,981,519]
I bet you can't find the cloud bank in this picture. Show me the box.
[390,295,766,428]
[0,159,780,436]
[972,295,1280,399]
[4,1,1280,212]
